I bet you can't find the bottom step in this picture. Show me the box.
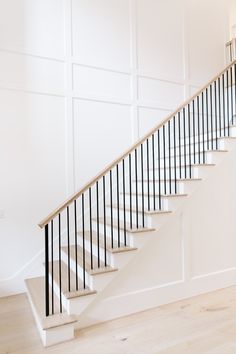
[25,277,77,347]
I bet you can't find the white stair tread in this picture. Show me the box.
[107,204,172,216]
[48,261,96,299]
[124,192,188,198]
[94,217,156,233]
[62,245,118,276]
[25,277,77,330]
[78,230,137,254]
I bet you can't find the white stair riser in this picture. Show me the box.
[48,273,96,316]
[105,205,170,229]
[76,233,136,268]
[121,194,185,211]
[61,248,117,291]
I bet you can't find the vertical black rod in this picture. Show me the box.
[163,125,167,194]
[157,130,161,209]
[102,176,107,265]
[67,206,70,292]
[173,116,177,193]
[89,188,93,269]
[218,77,222,138]
[188,104,191,178]
[222,73,226,136]
[230,66,233,129]
[206,88,209,150]
[134,149,138,228]
[129,154,132,230]
[168,120,171,194]
[183,108,187,177]
[146,139,150,210]
[82,194,86,288]
[58,214,62,313]
[234,64,236,124]
[96,181,100,268]
[178,112,181,178]
[45,224,49,316]
[51,220,54,314]
[141,144,145,227]
[109,171,114,248]
[116,164,121,244]
[197,96,201,163]
[210,84,213,150]
[193,100,196,164]
[226,69,230,136]
[122,160,127,245]
[201,92,205,163]
[74,200,78,290]
[215,80,218,150]
[152,134,156,210]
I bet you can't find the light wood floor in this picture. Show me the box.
[1,287,236,354]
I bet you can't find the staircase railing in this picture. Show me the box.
[39,60,236,317]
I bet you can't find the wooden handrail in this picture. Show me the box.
[38,60,236,228]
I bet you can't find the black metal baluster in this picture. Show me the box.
[122,159,127,244]
[74,200,78,290]
[201,92,205,163]
[226,69,230,136]
[96,181,100,268]
[157,129,161,209]
[58,214,62,313]
[141,144,145,227]
[230,66,233,129]
[116,164,121,244]
[222,73,226,136]
[82,194,86,288]
[183,108,187,177]
[188,104,191,178]
[89,188,93,269]
[206,88,209,150]
[218,77,222,137]
[67,206,71,292]
[51,219,54,314]
[152,134,156,210]
[178,112,181,178]
[215,80,218,149]
[234,64,236,124]
[146,139,150,210]
[109,171,114,248]
[173,116,177,193]
[193,100,196,164]
[163,125,167,194]
[197,96,201,163]
[103,176,107,265]
[45,224,49,316]
[134,149,139,228]
[129,154,132,230]
[168,120,171,194]
[210,84,213,150]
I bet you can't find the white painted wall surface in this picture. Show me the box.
[0,0,231,295]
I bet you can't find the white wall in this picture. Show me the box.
[0,0,231,295]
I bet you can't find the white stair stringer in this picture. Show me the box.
[73,135,236,330]
[50,136,231,323]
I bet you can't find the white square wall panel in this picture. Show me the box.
[72,0,130,72]
[138,77,184,109]
[73,99,132,188]
[186,0,227,86]
[0,0,65,58]
[0,51,65,93]
[73,65,131,100]
[138,107,172,136]
[137,0,184,80]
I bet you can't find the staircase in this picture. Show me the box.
[25,60,236,346]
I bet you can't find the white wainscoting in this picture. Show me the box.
[0,0,230,294]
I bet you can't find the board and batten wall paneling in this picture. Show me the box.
[0,0,231,295]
